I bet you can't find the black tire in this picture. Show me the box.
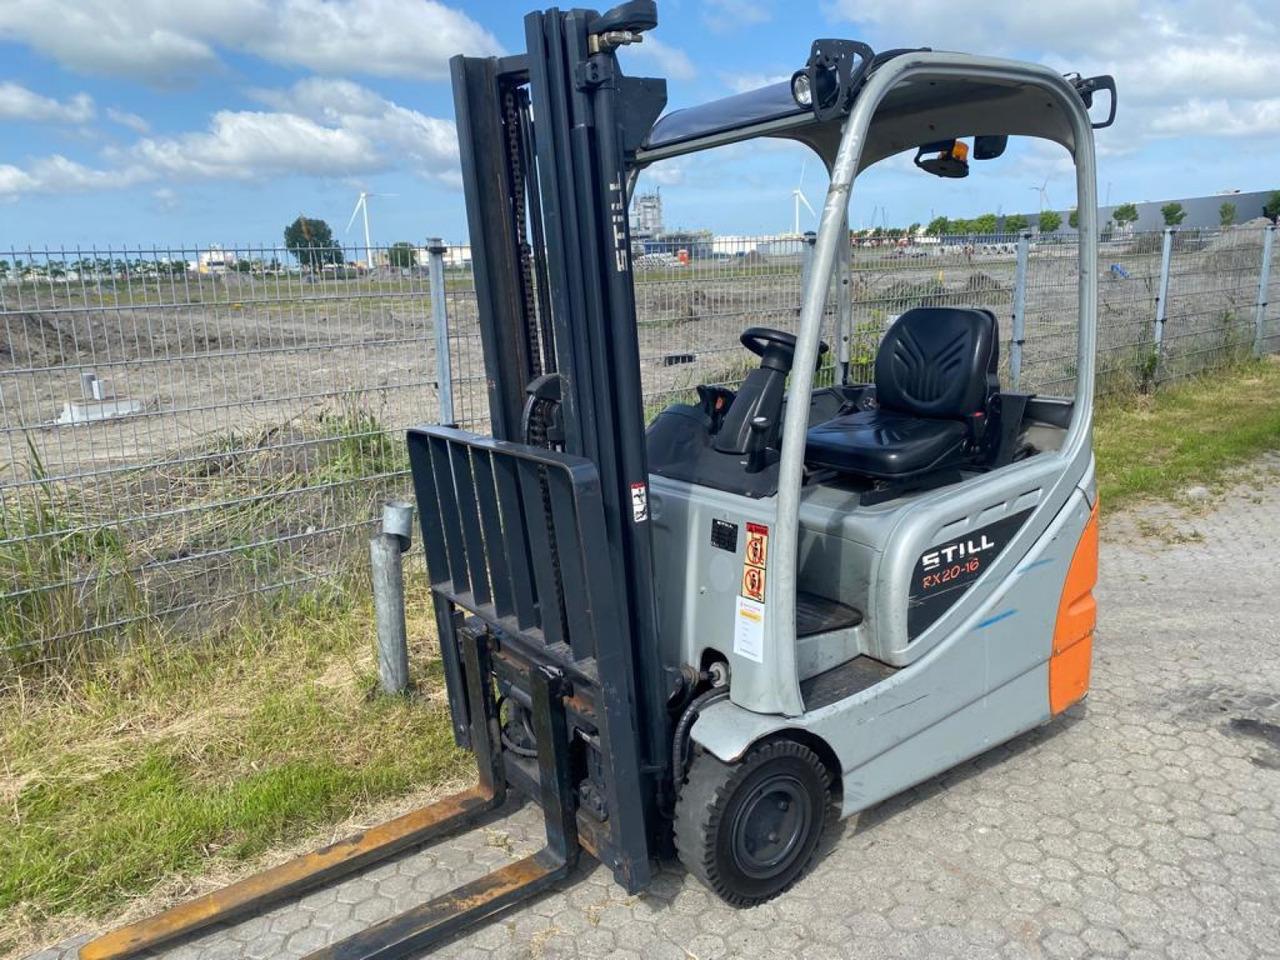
[675,739,830,906]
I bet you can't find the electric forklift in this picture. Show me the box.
[81,3,1114,957]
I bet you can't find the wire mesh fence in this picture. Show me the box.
[2,226,1276,674]
[0,244,447,670]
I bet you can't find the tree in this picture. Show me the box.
[971,212,998,234]
[1003,213,1029,233]
[925,216,949,235]
[1160,202,1186,227]
[1068,208,1079,230]
[1218,201,1237,228]
[1038,210,1063,234]
[1112,203,1139,230]
[907,222,921,236]
[387,241,418,269]
[235,259,253,273]
[284,216,344,268]
[1263,191,1280,224]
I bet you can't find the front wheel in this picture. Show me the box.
[675,739,831,906]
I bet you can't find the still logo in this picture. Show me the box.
[921,534,995,572]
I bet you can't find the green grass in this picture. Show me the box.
[1094,357,1280,507]
[0,572,468,957]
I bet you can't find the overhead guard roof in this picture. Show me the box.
[637,53,1081,172]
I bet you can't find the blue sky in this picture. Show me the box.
[1,0,1277,249]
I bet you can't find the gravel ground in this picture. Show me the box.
[32,455,1280,960]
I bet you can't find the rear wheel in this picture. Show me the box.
[675,739,830,906]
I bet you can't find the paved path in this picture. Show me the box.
[35,460,1280,960]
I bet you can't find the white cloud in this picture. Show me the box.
[702,0,772,33]
[0,82,94,123]
[0,0,502,84]
[0,78,459,198]
[151,186,180,212]
[249,0,502,80]
[250,78,459,183]
[0,155,142,195]
[721,72,790,95]
[827,0,1280,144]
[621,37,697,81]
[126,111,377,180]
[1149,98,1280,139]
[829,0,1138,54]
[107,107,150,134]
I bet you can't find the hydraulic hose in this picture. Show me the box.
[671,685,731,792]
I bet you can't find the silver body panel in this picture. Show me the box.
[682,470,1094,817]
[651,52,1102,819]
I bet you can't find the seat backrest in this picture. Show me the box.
[874,307,998,419]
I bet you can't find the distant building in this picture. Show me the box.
[630,189,664,239]
[444,244,471,268]
[1043,188,1278,235]
[711,234,767,256]
[197,246,232,274]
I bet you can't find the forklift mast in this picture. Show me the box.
[444,0,670,873]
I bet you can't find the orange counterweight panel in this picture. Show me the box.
[1049,500,1099,714]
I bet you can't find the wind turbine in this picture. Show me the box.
[792,159,817,235]
[345,191,397,267]
[1029,178,1051,212]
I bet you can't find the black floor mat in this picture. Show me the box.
[801,655,898,710]
[795,590,863,637]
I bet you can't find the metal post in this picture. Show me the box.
[427,238,454,424]
[1254,225,1275,357]
[1153,227,1175,355]
[800,231,817,301]
[371,500,414,695]
[1010,231,1031,389]
[836,214,853,384]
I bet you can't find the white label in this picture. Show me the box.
[733,595,766,663]
[630,481,648,523]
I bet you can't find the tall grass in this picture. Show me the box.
[0,563,468,957]
[0,437,148,672]
[1,404,407,682]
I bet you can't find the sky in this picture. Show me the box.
[1,0,1277,250]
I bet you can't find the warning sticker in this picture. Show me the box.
[733,595,765,663]
[744,522,769,567]
[630,481,649,523]
[740,521,769,603]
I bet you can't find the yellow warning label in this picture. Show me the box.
[741,564,766,602]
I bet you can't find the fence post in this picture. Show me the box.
[1152,227,1175,376]
[427,238,454,424]
[1255,225,1276,357]
[800,230,817,298]
[836,215,852,384]
[371,501,414,695]
[1010,231,1031,390]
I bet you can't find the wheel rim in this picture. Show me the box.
[729,774,811,880]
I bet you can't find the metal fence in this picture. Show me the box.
[2,226,1277,672]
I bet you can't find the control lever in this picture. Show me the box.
[745,415,772,473]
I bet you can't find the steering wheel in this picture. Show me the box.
[740,326,830,372]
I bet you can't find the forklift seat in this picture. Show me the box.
[806,307,998,479]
